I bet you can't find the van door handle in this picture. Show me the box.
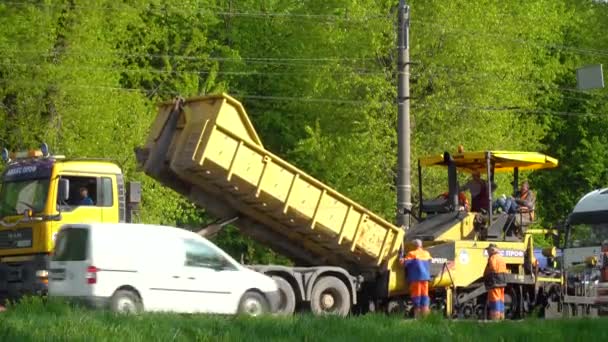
[188,277,195,280]
[172,276,180,279]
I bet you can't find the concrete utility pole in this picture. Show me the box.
[396,0,411,230]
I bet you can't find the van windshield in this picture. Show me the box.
[53,228,89,261]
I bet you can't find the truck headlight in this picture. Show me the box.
[36,270,49,284]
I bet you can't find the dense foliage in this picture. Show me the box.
[1,0,607,261]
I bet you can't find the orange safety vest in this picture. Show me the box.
[441,192,470,211]
[402,248,432,282]
[484,253,507,289]
[602,251,608,283]
[518,191,535,221]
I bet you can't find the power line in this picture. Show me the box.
[0,50,379,62]
[410,19,608,58]
[1,1,393,23]
[234,94,386,105]
[418,63,608,101]
[412,102,607,118]
[0,52,385,69]
[6,0,608,60]
[0,78,389,106]
[0,61,389,77]
[3,58,606,105]
[1,77,606,117]
[2,53,605,104]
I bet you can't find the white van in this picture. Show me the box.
[48,223,279,315]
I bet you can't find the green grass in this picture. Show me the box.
[1,298,607,341]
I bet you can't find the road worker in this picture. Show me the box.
[439,191,470,212]
[601,240,608,283]
[460,169,497,212]
[400,239,432,318]
[484,243,507,320]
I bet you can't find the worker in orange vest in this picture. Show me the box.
[400,239,432,317]
[601,240,608,282]
[484,243,507,320]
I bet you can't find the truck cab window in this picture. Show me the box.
[183,239,235,270]
[0,179,49,217]
[58,176,97,207]
[99,177,113,207]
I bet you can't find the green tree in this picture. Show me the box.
[531,0,608,226]
[2,0,605,263]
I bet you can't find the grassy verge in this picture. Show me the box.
[1,298,607,341]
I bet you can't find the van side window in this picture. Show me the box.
[183,239,235,270]
[53,228,89,261]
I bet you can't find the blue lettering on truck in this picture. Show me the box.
[483,249,524,258]
[2,160,53,181]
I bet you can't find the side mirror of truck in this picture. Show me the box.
[127,181,141,204]
[58,178,70,202]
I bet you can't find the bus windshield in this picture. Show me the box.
[0,178,50,218]
[567,223,608,248]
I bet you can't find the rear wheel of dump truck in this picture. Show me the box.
[386,299,410,317]
[310,276,351,317]
[271,276,296,315]
[110,290,143,314]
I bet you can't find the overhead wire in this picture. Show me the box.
[0,49,381,63]
[2,1,606,116]
[1,1,393,23]
[415,63,608,101]
[5,0,608,60]
[0,55,606,115]
[410,19,608,58]
[0,61,389,76]
[0,77,606,118]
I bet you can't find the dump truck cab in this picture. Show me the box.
[0,144,140,302]
[389,149,561,319]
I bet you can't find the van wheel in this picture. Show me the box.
[310,276,350,317]
[238,291,269,317]
[110,290,142,314]
[271,276,296,315]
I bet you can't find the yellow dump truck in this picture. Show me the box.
[136,93,563,317]
[136,94,404,316]
[0,146,141,302]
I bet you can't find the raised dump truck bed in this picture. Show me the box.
[140,95,402,270]
[136,94,402,275]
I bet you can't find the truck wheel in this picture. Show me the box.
[272,276,296,315]
[310,276,350,317]
[110,290,143,314]
[238,291,269,317]
[386,299,407,316]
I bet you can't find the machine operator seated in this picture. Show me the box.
[460,169,497,213]
[494,180,536,227]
